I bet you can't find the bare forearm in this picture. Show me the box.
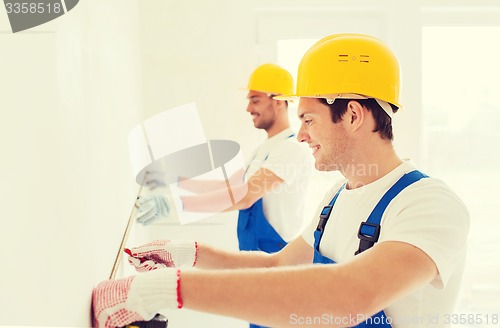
[180,265,356,327]
[179,178,230,194]
[180,242,437,327]
[195,237,314,270]
[181,183,252,212]
[179,169,245,194]
[181,168,283,213]
[195,243,277,270]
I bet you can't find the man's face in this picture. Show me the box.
[246,90,276,131]
[297,98,350,171]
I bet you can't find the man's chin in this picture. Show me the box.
[315,161,337,172]
[315,161,328,171]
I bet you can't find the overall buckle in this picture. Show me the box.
[355,222,381,255]
[316,205,333,232]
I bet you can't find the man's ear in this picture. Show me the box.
[346,100,365,132]
[273,99,287,110]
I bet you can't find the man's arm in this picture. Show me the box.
[181,241,438,327]
[178,169,245,194]
[195,236,314,270]
[181,168,284,212]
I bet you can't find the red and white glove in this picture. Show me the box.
[92,269,182,328]
[126,240,198,272]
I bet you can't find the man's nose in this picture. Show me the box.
[297,124,308,143]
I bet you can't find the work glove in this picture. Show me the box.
[126,240,198,272]
[92,269,182,328]
[135,195,171,225]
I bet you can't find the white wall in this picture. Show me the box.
[0,0,143,326]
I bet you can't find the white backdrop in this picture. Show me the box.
[0,0,144,326]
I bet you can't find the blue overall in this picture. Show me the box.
[237,132,295,253]
[313,170,428,327]
[237,134,294,328]
[238,198,287,253]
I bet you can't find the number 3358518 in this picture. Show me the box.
[5,2,62,14]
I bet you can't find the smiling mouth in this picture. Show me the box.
[310,145,320,155]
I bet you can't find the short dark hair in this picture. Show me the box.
[269,94,288,108]
[319,98,398,140]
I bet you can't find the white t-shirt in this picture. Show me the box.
[302,162,470,328]
[246,128,313,241]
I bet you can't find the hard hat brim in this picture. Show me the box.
[274,93,400,117]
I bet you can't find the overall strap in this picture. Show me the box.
[313,183,345,264]
[316,183,346,233]
[355,170,429,255]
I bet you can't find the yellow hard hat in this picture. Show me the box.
[279,34,401,109]
[247,63,294,95]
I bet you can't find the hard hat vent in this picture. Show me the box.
[339,54,349,62]
[338,54,370,63]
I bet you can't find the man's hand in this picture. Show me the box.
[135,195,170,225]
[126,240,198,271]
[92,269,182,328]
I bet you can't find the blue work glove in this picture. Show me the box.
[135,195,170,225]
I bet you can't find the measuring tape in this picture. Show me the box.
[108,182,169,328]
